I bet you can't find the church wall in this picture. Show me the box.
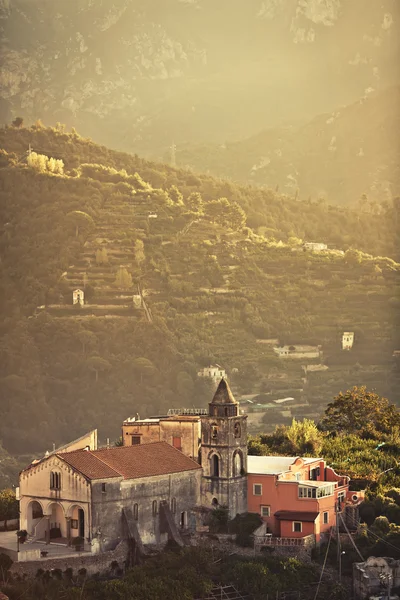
[91,469,201,550]
[122,418,201,462]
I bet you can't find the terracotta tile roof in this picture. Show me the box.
[59,450,120,480]
[274,510,319,522]
[58,441,201,481]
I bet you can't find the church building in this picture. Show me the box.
[18,379,248,552]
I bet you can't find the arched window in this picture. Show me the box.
[133,503,139,521]
[234,422,241,438]
[50,471,61,490]
[233,451,243,477]
[212,498,219,507]
[171,498,176,514]
[211,454,220,477]
[211,424,218,439]
[152,500,158,516]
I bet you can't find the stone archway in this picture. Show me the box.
[45,502,67,542]
[26,500,44,536]
[67,504,87,543]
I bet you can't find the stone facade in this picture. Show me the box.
[353,556,400,599]
[200,379,248,518]
[91,469,201,550]
[19,453,92,542]
[122,416,201,462]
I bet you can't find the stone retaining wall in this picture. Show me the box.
[10,540,130,579]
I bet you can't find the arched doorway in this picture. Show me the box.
[69,505,85,540]
[27,500,44,536]
[46,502,66,540]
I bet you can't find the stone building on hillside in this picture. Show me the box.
[342,331,355,350]
[19,442,201,552]
[72,289,84,306]
[353,556,400,599]
[200,379,248,517]
[197,364,227,386]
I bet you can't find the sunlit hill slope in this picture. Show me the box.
[0,125,399,461]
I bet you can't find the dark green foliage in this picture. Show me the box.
[320,386,400,437]
[209,505,229,532]
[0,553,13,579]
[229,512,263,546]
[0,124,399,466]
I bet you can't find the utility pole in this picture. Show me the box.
[336,502,342,582]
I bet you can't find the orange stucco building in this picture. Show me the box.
[248,455,364,542]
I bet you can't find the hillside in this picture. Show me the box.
[0,125,399,461]
[174,86,400,206]
[1,1,399,155]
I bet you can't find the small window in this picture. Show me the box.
[101,483,106,493]
[50,471,61,490]
[293,521,302,533]
[172,436,182,450]
[71,519,79,530]
[261,506,270,517]
[131,435,141,445]
[171,498,176,514]
[234,422,241,438]
[211,425,218,439]
[323,512,329,524]
[253,484,262,496]
[133,503,139,521]
[152,500,158,516]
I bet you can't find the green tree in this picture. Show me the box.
[76,330,97,355]
[320,387,400,438]
[204,198,246,230]
[132,357,157,383]
[169,185,184,206]
[286,418,323,455]
[11,117,24,128]
[96,248,108,265]
[186,192,203,213]
[66,210,95,238]
[0,489,19,529]
[86,356,112,382]
[134,240,145,268]
[114,266,133,289]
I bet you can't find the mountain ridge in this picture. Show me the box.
[173,85,400,206]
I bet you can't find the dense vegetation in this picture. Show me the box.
[0,124,399,465]
[0,545,346,600]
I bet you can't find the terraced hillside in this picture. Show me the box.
[0,125,399,456]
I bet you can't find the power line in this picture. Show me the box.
[313,528,332,600]
[345,510,400,555]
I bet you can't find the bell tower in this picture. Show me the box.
[200,378,247,517]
